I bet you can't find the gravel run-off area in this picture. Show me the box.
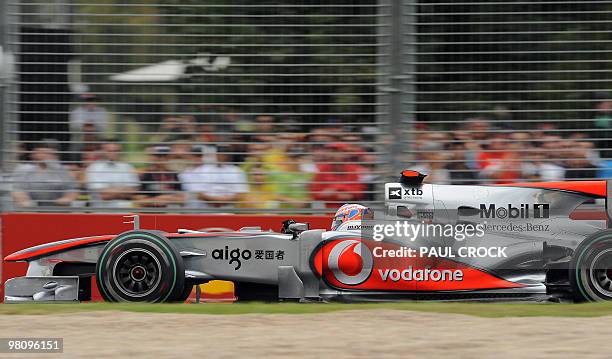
[1,309,610,358]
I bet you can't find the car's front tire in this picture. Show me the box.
[570,229,612,302]
[96,230,185,303]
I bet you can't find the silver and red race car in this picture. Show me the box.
[4,170,612,303]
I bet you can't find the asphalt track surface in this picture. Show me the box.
[1,309,610,358]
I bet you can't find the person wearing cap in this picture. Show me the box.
[181,145,248,209]
[11,142,79,208]
[84,140,139,208]
[133,145,185,208]
[309,142,366,209]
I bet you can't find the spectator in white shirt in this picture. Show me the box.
[181,145,247,208]
[69,93,109,134]
[85,140,139,208]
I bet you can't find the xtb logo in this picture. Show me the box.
[388,187,423,200]
[389,187,402,199]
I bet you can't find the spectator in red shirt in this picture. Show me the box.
[310,143,366,209]
[477,133,521,183]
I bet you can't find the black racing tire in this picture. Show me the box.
[570,229,612,302]
[96,230,185,303]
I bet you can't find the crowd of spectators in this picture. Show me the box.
[8,96,378,210]
[6,94,612,210]
[413,114,607,185]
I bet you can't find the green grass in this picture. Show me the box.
[3,301,612,317]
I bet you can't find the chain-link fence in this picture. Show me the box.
[0,1,611,213]
[401,1,612,186]
[1,0,393,213]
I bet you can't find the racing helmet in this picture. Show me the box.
[331,204,374,231]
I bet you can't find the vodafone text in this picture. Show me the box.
[373,246,507,258]
[378,267,464,282]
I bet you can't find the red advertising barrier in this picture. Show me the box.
[0,213,330,300]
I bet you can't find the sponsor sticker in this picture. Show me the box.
[212,246,285,270]
[478,203,550,219]
[387,186,423,200]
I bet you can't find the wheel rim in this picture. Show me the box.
[113,248,162,298]
[589,249,612,297]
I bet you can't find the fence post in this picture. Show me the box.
[0,0,8,171]
[402,0,416,169]
[387,0,411,173]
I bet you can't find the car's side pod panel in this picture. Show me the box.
[293,229,326,300]
[276,229,326,301]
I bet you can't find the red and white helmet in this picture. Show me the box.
[331,203,374,232]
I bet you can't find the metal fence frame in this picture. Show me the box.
[1,0,399,213]
[1,1,611,213]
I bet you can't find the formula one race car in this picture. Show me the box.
[5,170,612,303]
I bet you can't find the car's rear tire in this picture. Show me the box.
[570,229,612,302]
[96,230,185,303]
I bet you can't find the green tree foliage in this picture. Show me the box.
[70,1,611,129]
[415,1,612,128]
[156,0,378,123]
